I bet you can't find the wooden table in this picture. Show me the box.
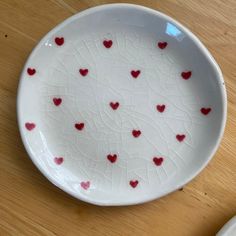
[0,1,235,235]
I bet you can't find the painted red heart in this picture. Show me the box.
[27,68,36,76]
[130,180,139,188]
[107,154,117,163]
[55,37,64,46]
[53,98,62,106]
[158,41,168,49]
[110,102,119,110]
[131,70,141,78]
[79,68,88,76]
[132,130,141,138]
[80,181,90,190]
[201,107,211,115]
[156,104,166,113]
[103,40,113,48]
[75,123,84,131]
[25,122,36,131]
[176,134,186,142]
[181,71,192,80]
[153,157,164,166]
[54,157,64,165]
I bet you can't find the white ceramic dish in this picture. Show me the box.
[217,216,236,236]
[17,4,227,206]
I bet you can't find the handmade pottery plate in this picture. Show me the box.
[217,216,236,236]
[17,4,227,206]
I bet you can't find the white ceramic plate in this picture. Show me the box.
[217,216,236,236]
[17,4,227,206]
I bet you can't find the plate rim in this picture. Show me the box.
[216,216,236,236]
[17,3,227,206]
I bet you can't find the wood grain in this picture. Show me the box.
[0,0,235,235]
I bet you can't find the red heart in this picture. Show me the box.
[176,134,186,142]
[110,102,119,110]
[55,37,64,46]
[75,123,84,131]
[107,154,117,163]
[79,68,88,76]
[25,122,36,131]
[130,180,139,188]
[201,107,211,115]
[181,71,192,80]
[156,104,166,113]
[103,40,113,48]
[132,130,141,138]
[158,41,168,49]
[54,157,64,165]
[131,70,141,78]
[153,157,164,166]
[81,181,90,190]
[27,68,36,76]
[53,98,62,106]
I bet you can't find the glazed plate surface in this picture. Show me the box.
[17,4,226,205]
